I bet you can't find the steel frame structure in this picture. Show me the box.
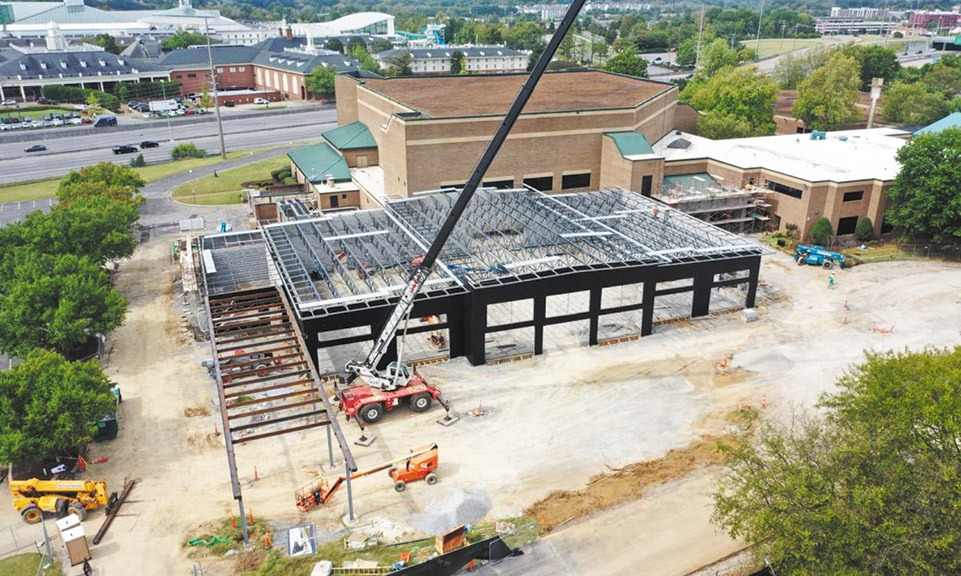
[200,187,764,369]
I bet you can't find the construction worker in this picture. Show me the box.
[828,273,836,289]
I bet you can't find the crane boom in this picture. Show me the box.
[345,0,588,381]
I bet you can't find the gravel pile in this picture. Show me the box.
[731,348,795,373]
[412,488,491,535]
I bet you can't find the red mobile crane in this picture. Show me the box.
[334,0,590,427]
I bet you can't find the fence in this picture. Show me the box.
[0,518,62,560]
[899,244,961,261]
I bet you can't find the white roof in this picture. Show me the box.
[653,128,910,183]
[328,11,393,31]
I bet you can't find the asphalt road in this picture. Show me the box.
[0,107,337,184]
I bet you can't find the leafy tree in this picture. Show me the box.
[839,44,900,91]
[162,31,208,51]
[807,216,834,245]
[58,162,145,208]
[85,92,104,117]
[881,81,947,125]
[129,153,145,168]
[683,65,778,138]
[325,38,344,54]
[171,143,207,159]
[793,52,861,130]
[714,347,961,575]
[774,45,836,89]
[347,44,381,74]
[450,50,466,74]
[385,52,414,77]
[854,217,874,242]
[504,22,546,52]
[603,46,648,78]
[87,33,121,55]
[697,38,739,78]
[370,39,393,54]
[0,349,116,467]
[0,251,127,357]
[921,61,961,97]
[306,65,336,98]
[12,199,138,264]
[199,84,213,110]
[886,128,961,244]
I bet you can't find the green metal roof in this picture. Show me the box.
[605,131,654,157]
[913,112,961,137]
[322,121,376,151]
[288,143,351,183]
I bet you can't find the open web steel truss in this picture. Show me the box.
[203,188,761,320]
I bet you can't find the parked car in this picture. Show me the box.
[139,140,159,148]
[112,144,138,154]
[223,100,236,108]
[24,144,47,152]
[81,117,93,124]
[253,97,269,105]
[94,116,118,128]
[2,99,17,106]
[66,117,82,125]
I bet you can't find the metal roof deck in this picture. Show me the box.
[201,188,761,320]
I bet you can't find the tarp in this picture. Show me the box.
[390,536,521,576]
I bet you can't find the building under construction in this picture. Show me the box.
[200,187,762,374]
[658,173,771,233]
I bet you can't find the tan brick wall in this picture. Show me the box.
[335,75,360,125]
[674,103,699,134]
[253,66,306,100]
[341,148,379,168]
[316,191,361,210]
[344,77,680,197]
[598,136,633,189]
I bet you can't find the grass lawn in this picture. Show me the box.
[747,38,828,59]
[0,553,61,576]
[0,146,290,205]
[172,153,289,205]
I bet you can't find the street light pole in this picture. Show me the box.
[203,15,227,160]
[161,80,173,143]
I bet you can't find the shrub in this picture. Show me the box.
[129,154,146,168]
[282,176,297,185]
[807,217,835,246]
[171,143,207,160]
[854,217,874,242]
[277,169,292,181]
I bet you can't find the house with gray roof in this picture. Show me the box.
[373,45,529,75]
[0,24,167,102]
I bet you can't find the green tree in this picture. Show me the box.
[199,84,214,110]
[0,349,116,467]
[683,66,778,138]
[793,52,861,130]
[347,44,381,74]
[58,163,145,208]
[0,251,127,357]
[807,216,835,245]
[10,199,138,265]
[714,347,961,575]
[852,45,900,92]
[171,143,207,160]
[85,92,104,117]
[886,128,961,244]
[697,38,739,78]
[88,33,121,55]
[325,38,344,54]
[385,52,414,77]
[854,216,874,242]
[774,45,836,89]
[162,31,208,51]
[922,61,961,96]
[881,81,948,125]
[603,46,648,78]
[305,65,336,98]
[450,50,466,74]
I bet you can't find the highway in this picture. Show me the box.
[0,107,338,184]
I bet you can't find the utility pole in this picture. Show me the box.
[695,6,705,71]
[203,15,227,160]
[755,0,765,55]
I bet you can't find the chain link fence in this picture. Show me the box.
[0,519,62,561]
[899,244,961,261]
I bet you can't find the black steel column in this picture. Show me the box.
[446,299,466,359]
[745,259,761,308]
[533,296,546,355]
[641,280,656,335]
[588,288,601,346]
[466,297,487,366]
[692,273,713,317]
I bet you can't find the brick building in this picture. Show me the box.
[333,70,690,203]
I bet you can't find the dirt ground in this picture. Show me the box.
[2,238,959,576]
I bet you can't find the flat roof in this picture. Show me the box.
[360,70,672,119]
[654,128,909,183]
